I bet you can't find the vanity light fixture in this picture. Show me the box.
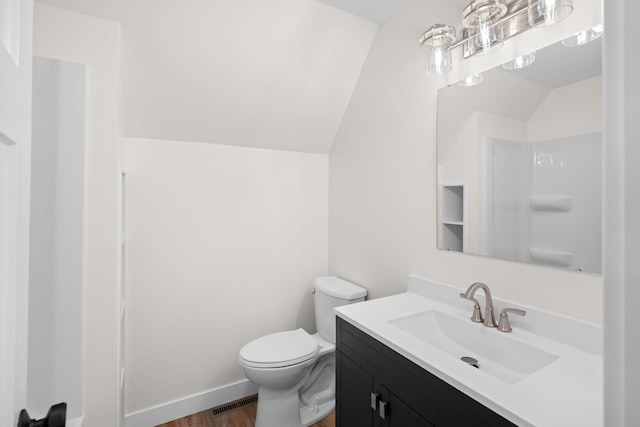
[419,0,573,76]
[529,0,573,27]
[562,24,603,46]
[502,51,536,69]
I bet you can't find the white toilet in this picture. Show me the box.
[239,276,366,427]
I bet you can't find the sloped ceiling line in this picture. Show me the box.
[36,0,381,153]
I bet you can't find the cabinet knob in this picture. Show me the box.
[370,392,380,410]
[379,400,388,420]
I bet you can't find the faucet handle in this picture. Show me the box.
[497,308,526,333]
[459,293,484,323]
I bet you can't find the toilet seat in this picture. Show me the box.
[240,328,319,369]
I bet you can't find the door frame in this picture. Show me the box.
[0,0,33,426]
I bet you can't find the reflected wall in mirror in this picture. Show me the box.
[437,30,602,274]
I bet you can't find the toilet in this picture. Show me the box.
[239,276,366,427]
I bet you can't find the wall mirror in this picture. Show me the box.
[436,30,602,274]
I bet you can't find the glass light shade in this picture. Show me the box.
[562,24,603,46]
[424,44,453,76]
[502,52,536,69]
[457,73,484,87]
[420,24,456,76]
[475,15,497,52]
[463,0,507,56]
[529,0,573,27]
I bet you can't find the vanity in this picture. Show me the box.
[334,275,602,426]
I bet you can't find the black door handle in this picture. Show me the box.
[18,402,66,427]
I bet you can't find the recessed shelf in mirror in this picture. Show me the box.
[442,184,464,223]
[439,184,465,252]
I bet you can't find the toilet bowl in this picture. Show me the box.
[239,276,366,427]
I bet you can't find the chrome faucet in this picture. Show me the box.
[459,282,497,328]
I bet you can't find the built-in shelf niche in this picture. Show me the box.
[440,184,465,252]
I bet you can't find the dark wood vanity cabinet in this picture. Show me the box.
[336,317,517,427]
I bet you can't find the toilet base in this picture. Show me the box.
[242,333,338,427]
[254,387,334,427]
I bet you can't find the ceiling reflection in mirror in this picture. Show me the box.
[436,33,602,274]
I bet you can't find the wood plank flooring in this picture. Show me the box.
[156,400,335,427]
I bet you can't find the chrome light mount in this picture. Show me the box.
[419,24,457,49]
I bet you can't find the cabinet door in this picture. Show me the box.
[377,386,432,427]
[336,351,377,427]
[337,318,516,427]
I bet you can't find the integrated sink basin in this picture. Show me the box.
[388,309,559,384]
[335,275,604,426]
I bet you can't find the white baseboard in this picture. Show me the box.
[125,380,258,427]
[67,416,84,427]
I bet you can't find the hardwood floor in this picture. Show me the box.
[156,399,335,427]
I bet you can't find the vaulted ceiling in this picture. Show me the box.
[35,0,382,153]
[317,0,410,23]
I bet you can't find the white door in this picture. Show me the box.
[0,0,33,426]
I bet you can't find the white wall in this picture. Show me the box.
[528,76,602,141]
[36,0,378,154]
[33,5,123,426]
[28,57,85,420]
[124,138,328,414]
[32,2,332,421]
[329,0,603,322]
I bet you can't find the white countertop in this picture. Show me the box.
[335,275,603,427]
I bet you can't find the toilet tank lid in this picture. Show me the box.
[314,276,367,300]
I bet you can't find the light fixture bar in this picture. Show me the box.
[455,0,533,58]
[418,0,574,75]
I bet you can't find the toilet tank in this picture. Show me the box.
[314,276,366,343]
